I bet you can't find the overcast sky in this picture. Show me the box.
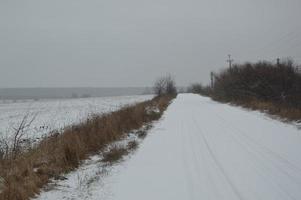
[0,0,300,87]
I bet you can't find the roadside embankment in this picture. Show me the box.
[0,95,175,200]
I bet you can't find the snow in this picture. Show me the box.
[35,94,301,200]
[0,95,153,141]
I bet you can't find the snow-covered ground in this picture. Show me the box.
[0,95,153,141]
[35,94,301,200]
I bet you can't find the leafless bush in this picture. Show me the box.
[0,113,37,161]
[11,113,37,159]
[187,83,211,96]
[205,59,301,121]
[153,75,177,96]
[212,59,301,108]
[154,78,165,96]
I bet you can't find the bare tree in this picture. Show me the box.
[154,77,166,96]
[165,75,177,95]
[153,75,177,96]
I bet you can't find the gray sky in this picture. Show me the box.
[1,0,300,87]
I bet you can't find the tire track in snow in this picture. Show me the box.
[205,112,299,200]
[191,116,245,200]
[214,111,301,171]
[182,114,223,200]
[179,120,196,200]
[35,94,301,200]
[213,112,301,187]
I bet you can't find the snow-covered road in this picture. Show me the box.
[36,94,301,200]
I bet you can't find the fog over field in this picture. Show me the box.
[1,0,301,88]
[0,87,151,100]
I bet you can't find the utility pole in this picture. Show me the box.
[210,72,214,88]
[277,58,280,66]
[226,54,234,69]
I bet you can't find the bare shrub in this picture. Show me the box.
[0,113,37,161]
[153,75,177,96]
[212,59,301,107]
[154,77,166,97]
[187,83,211,96]
[11,113,37,159]
[207,58,301,121]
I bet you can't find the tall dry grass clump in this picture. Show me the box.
[0,95,174,200]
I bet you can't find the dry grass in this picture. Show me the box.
[136,130,147,139]
[0,95,175,200]
[230,98,301,122]
[127,140,139,151]
[102,145,128,164]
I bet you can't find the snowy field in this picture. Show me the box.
[36,94,301,200]
[0,95,153,141]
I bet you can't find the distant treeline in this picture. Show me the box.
[0,87,152,100]
[188,59,301,120]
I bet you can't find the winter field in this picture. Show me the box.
[36,94,301,200]
[0,95,153,141]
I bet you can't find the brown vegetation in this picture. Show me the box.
[102,145,129,164]
[0,95,174,200]
[212,59,301,121]
[231,98,301,122]
[189,59,301,121]
[212,60,301,107]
